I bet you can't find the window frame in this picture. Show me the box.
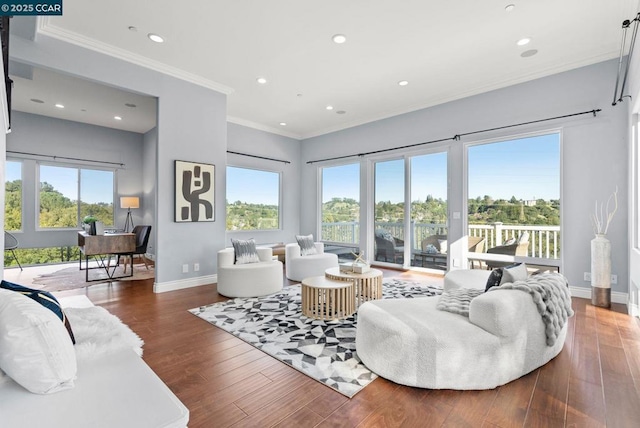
[463,129,563,270]
[225,165,282,231]
[36,161,116,230]
[318,161,362,247]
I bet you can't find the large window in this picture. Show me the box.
[38,164,115,228]
[321,163,360,244]
[4,160,22,231]
[226,166,280,230]
[467,133,560,267]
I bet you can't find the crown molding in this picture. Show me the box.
[36,17,234,95]
[227,115,302,140]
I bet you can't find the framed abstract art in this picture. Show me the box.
[175,160,215,222]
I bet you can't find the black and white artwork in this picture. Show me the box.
[175,160,215,222]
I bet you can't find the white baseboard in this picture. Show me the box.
[154,274,217,293]
[569,286,628,304]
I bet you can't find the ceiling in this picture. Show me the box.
[9,0,640,139]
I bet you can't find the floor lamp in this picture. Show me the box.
[120,196,140,232]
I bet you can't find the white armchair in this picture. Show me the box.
[217,247,283,298]
[285,242,339,282]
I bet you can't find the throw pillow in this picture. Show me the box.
[0,289,77,394]
[0,280,75,344]
[231,238,261,264]
[425,244,438,254]
[438,239,448,254]
[503,238,517,245]
[500,262,528,285]
[296,234,318,256]
[485,268,503,291]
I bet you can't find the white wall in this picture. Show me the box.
[627,33,640,315]
[9,28,227,290]
[301,59,629,298]
[6,112,144,248]
[226,123,301,246]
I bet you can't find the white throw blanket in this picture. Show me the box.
[490,272,574,346]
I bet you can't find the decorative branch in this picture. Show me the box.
[591,187,618,235]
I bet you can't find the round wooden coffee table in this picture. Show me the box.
[324,267,383,306]
[301,276,356,320]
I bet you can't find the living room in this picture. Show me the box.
[2,2,640,427]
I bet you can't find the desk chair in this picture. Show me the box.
[116,225,152,273]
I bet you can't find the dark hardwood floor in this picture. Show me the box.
[56,268,640,427]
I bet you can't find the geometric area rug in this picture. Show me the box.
[189,278,442,398]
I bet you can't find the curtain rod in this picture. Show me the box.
[227,150,290,164]
[307,108,601,164]
[6,150,125,167]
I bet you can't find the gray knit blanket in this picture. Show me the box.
[436,288,485,317]
[489,272,574,346]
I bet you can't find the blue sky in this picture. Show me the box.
[29,164,114,204]
[227,166,280,205]
[323,133,560,203]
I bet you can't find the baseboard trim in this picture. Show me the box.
[629,302,639,317]
[154,275,217,293]
[570,286,628,304]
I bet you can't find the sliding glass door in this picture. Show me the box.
[410,153,448,270]
[373,151,448,270]
[373,159,405,264]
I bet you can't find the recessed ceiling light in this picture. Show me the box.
[55,103,64,109]
[279,122,287,126]
[326,105,334,110]
[147,33,164,43]
[30,98,44,103]
[128,26,138,32]
[398,80,409,86]
[332,34,347,44]
[336,110,346,115]
[124,103,137,108]
[114,116,122,121]
[256,77,267,84]
[517,38,531,46]
[505,4,515,12]
[521,49,538,58]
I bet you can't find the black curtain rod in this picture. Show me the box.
[227,150,290,164]
[307,108,601,164]
[6,150,125,167]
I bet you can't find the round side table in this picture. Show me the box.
[301,276,356,320]
[324,267,383,306]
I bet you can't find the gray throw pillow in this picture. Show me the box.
[231,238,261,264]
[295,234,318,256]
[500,262,528,285]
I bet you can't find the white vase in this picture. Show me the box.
[590,233,611,308]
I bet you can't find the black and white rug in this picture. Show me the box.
[189,278,442,397]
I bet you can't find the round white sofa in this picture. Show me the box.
[217,247,283,298]
[355,270,571,390]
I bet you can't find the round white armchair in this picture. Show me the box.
[217,247,283,298]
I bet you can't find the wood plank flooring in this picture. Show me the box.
[56,268,640,427]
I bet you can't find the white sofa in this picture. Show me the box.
[217,247,283,297]
[285,242,339,282]
[0,295,189,428]
[355,271,572,390]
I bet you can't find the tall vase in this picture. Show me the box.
[591,233,611,308]
[89,222,97,236]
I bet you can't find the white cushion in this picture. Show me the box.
[501,263,528,284]
[0,289,77,394]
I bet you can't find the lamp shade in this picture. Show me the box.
[120,197,140,209]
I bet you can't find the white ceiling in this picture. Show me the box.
[10,0,640,139]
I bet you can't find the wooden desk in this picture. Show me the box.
[78,232,136,282]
